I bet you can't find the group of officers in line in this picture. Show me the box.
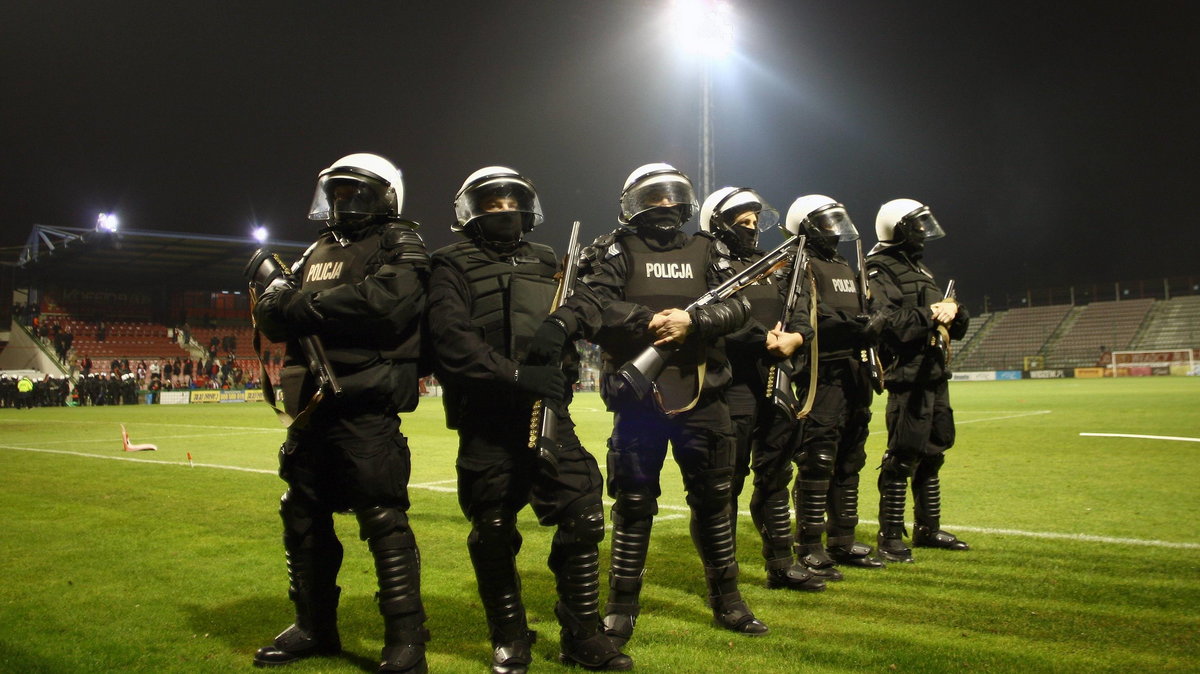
[247,153,970,673]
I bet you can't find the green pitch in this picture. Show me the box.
[1,377,1197,672]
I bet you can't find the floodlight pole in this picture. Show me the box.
[700,58,714,198]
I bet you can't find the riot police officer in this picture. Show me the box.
[866,198,970,562]
[787,195,886,579]
[427,166,631,673]
[555,163,764,645]
[699,187,825,593]
[251,153,431,672]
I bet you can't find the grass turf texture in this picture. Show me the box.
[1,377,1197,672]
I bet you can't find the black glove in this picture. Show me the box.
[275,288,324,330]
[854,312,885,347]
[515,366,566,400]
[524,317,569,366]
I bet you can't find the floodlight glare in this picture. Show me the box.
[668,0,735,61]
[252,226,269,243]
[96,212,119,232]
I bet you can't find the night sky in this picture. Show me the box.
[4,1,1197,307]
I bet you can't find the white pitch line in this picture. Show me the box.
[956,410,1052,424]
[37,431,279,445]
[1080,432,1200,443]
[5,443,1198,550]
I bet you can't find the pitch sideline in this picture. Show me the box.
[3,442,1197,550]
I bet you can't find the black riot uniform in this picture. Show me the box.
[559,164,765,645]
[251,153,430,673]
[866,198,970,562]
[429,166,630,674]
[698,186,824,593]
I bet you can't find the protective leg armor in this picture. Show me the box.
[357,507,429,674]
[602,493,655,648]
[911,456,969,551]
[751,482,825,592]
[549,503,632,670]
[254,491,343,667]
[876,452,916,563]
[467,507,532,674]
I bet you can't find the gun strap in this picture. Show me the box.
[937,324,952,364]
[796,277,819,419]
[248,284,323,429]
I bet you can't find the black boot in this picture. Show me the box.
[764,558,827,592]
[912,474,970,550]
[705,563,768,636]
[602,510,651,648]
[876,475,913,563]
[552,541,633,671]
[826,537,885,568]
[795,542,844,581]
[253,587,342,667]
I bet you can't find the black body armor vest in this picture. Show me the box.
[433,239,558,360]
[809,254,863,360]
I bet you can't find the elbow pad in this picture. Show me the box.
[690,295,749,338]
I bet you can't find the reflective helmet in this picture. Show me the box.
[618,162,699,226]
[308,153,403,229]
[452,166,544,233]
[784,194,859,253]
[698,187,779,233]
[874,198,944,251]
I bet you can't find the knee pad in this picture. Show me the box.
[281,489,334,545]
[613,491,658,522]
[800,443,836,478]
[557,502,606,546]
[356,506,414,549]
[467,506,519,550]
[685,471,733,514]
[879,451,918,480]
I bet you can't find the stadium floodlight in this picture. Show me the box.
[252,226,269,243]
[668,0,735,62]
[96,212,119,232]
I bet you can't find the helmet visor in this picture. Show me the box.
[807,205,860,242]
[455,176,544,231]
[309,172,391,222]
[898,207,945,242]
[621,174,698,223]
[718,189,780,231]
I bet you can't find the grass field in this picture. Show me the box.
[1,377,1198,672]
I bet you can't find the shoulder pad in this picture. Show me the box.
[712,238,733,259]
[292,241,320,275]
[714,255,733,272]
[581,229,625,263]
[382,222,430,267]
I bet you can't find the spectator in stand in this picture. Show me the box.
[80,354,93,376]
[111,358,122,376]
[183,358,194,387]
[96,321,107,342]
[137,360,147,385]
[173,357,183,387]
[162,360,174,386]
[62,329,74,361]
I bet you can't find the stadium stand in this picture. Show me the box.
[1130,295,1200,350]
[953,304,1072,371]
[1044,298,1154,368]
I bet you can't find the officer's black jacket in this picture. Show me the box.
[253,221,428,411]
[866,246,968,385]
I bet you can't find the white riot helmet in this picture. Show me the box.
[618,162,699,227]
[873,198,944,253]
[452,166,544,234]
[784,194,859,253]
[698,187,780,233]
[308,153,404,230]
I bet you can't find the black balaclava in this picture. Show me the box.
[474,212,526,253]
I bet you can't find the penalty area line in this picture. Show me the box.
[1080,432,1200,443]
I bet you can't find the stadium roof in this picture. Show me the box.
[9,225,311,291]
